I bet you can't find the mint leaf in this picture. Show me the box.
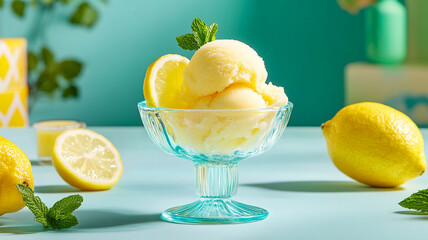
[48,214,78,230]
[49,195,83,216]
[207,23,218,42]
[47,195,82,229]
[176,18,218,51]
[399,189,428,212]
[16,184,83,230]
[191,18,208,46]
[16,184,49,228]
[176,33,199,50]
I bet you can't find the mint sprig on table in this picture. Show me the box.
[399,189,428,212]
[176,18,218,50]
[16,184,83,230]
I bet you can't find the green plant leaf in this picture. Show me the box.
[41,47,55,69]
[48,214,78,229]
[30,0,38,7]
[49,195,83,216]
[40,0,55,5]
[16,184,50,228]
[28,52,38,71]
[70,2,98,27]
[59,60,82,80]
[176,18,217,51]
[60,0,72,4]
[47,194,82,229]
[38,72,58,93]
[399,189,428,212]
[11,0,26,17]
[176,33,199,51]
[207,23,218,42]
[62,85,78,98]
[191,18,208,46]
[0,0,4,8]
[16,184,83,230]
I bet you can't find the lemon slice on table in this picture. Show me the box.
[52,129,123,191]
[143,54,189,108]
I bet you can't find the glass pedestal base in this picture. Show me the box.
[161,198,268,224]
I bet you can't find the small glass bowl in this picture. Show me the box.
[138,101,293,224]
[33,120,86,164]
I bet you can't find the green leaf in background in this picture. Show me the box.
[11,0,26,17]
[28,52,38,71]
[191,18,208,46]
[41,47,55,69]
[30,0,38,7]
[62,85,78,98]
[399,189,428,212]
[59,60,82,80]
[70,2,98,27]
[38,72,58,93]
[0,0,4,8]
[40,0,55,6]
[176,33,199,51]
[207,23,218,42]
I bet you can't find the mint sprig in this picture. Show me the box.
[176,18,218,50]
[16,184,83,230]
[399,189,428,212]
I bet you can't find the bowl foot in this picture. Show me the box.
[161,198,268,224]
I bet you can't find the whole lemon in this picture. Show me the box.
[322,102,426,187]
[0,136,34,215]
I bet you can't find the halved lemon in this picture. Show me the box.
[52,129,123,191]
[143,54,189,108]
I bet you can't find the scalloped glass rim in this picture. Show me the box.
[137,100,293,112]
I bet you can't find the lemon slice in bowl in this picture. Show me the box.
[143,54,189,108]
[52,129,123,191]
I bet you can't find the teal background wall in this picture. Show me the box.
[0,0,365,126]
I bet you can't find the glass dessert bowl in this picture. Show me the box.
[138,101,293,224]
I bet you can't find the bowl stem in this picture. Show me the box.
[160,162,268,224]
[195,163,238,198]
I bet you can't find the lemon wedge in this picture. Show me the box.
[52,129,123,191]
[143,54,189,108]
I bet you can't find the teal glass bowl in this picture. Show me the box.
[138,101,293,224]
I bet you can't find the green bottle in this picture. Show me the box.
[365,0,407,64]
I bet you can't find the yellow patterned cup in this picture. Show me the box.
[0,87,28,127]
[0,38,27,93]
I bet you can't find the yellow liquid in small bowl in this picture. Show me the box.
[34,120,85,160]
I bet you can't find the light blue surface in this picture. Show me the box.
[0,127,428,239]
[0,0,365,126]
